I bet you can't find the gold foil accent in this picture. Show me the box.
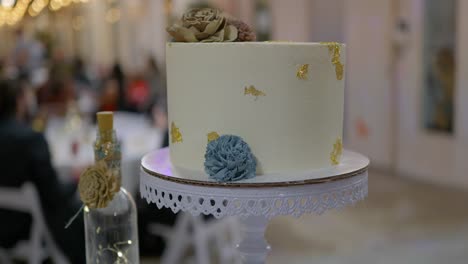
[207,131,220,142]
[244,85,266,100]
[330,138,343,165]
[171,122,183,143]
[321,42,344,80]
[297,64,309,80]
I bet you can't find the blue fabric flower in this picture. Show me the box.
[204,135,257,182]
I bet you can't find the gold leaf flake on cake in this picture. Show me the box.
[171,122,183,144]
[330,138,343,165]
[207,131,220,142]
[296,64,309,80]
[321,42,344,80]
[244,85,266,100]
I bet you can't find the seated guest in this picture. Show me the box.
[126,74,150,112]
[36,77,75,116]
[0,79,85,263]
[99,78,120,112]
[144,57,165,112]
[110,63,126,110]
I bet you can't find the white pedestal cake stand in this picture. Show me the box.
[140,148,369,264]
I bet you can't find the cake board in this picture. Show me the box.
[140,148,369,264]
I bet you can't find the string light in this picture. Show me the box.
[27,6,37,16]
[97,241,133,263]
[49,0,61,11]
[4,0,30,25]
[1,0,16,8]
[0,0,87,27]
[28,0,48,17]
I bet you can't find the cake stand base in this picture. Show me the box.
[237,216,271,264]
[140,148,369,264]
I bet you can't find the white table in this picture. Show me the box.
[45,112,163,193]
[140,148,369,264]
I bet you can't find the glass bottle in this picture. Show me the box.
[84,112,140,264]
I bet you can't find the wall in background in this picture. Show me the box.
[79,0,167,73]
[270,0,311,41]
[309,0,345,42]
[344,0,395,169]
[396,0,468,188]
[246,0,396,170]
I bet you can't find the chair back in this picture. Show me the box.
[0,183,70,264]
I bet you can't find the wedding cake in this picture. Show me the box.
[165,8,345,182]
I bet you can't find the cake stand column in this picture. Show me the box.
[236,215,271,264]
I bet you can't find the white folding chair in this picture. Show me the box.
[0,183,70,264]
[149,212,241,264]
[0,248,12,264]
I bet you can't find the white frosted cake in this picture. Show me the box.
[165,9,345,182]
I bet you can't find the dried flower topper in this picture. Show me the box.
[167,8,255,42]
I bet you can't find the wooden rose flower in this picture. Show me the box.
[167,8,238,42]
[78,161,120,209]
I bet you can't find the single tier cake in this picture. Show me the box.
[165,8,345,181]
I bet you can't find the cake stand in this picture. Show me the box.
[140,148,368,264]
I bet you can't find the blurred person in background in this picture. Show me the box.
[152,97,169,148]
[35,47,75,116]
[29,32,46,74]
[72,57,92,90]
[0,79,85,263]
[126,73,150,112]
[37,77,75,116]
[73,57,97,114]
[10,29,45,82]
[10,29,31,81]
[49,48,71,81]
[110,63,126,110]
[99,78,120,112]
[12,46,30,82]
[144,57,165,112]
[146,56,168,147]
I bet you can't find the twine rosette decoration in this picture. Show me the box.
[78,160,120,209]
[167,8,256,42]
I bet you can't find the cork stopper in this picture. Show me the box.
[97,111,113,132]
